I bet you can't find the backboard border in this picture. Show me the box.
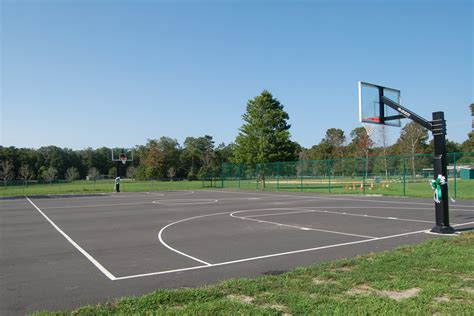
[111,148,134,162]
[358,81,402,127]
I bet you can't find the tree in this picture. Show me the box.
[471,103,474,130]
[233,90,297,165]
[19,164,34,186]
[397,121,429,179]
[215,142,234,164]
[377,125,390,179]
[461,103,474,153]
[43,167,58,184]
[167,167,176,181]
[108,167,117,179]
[323,128,345,157]
[309,141,332,161]
[182,137,200,179]
[323,128,346,177]
[350,127,374,177]
[65,167,79,182]
[181,135,220,180]
[1,160,15,187]
[126,166,137,179]
[141,139,165,179]
[88,167,100,182]
[461,132,474,153]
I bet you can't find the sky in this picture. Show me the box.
[1,0,473,150]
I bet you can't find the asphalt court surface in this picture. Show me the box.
[1,189,473,315]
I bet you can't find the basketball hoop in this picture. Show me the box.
[361,117,381,124]
[361,122,376,138]
[119,153,127,165]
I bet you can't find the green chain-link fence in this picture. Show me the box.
[220,152,474,199]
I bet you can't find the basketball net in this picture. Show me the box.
[361,123,376,138]
[119,154,127,165]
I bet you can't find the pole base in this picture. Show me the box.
[430,225,455,234]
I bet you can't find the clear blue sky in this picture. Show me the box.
[1,0,472,150]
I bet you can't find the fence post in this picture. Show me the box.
[300,160,303,192]
[363,173,366,195]
[256,164,259,190]
[453,152,457,199]
[403,157,406,196]
[238,164,241,190]
[276,162,280,192]
[220,160,224,188]
[328,160,331,193]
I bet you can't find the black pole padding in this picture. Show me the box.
[115,161,121,193]
[430,111,455,234]
[116,161,120,178]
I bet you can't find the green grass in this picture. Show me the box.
[33,232,474,315]
[1,178,472,199]
[222,178,474,199]
[0,179,206,197]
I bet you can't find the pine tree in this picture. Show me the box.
[233,90,297,165]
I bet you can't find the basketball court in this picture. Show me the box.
[1,82,470,314]
[1,189,473,314]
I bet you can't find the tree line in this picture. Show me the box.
[1,92,472,183]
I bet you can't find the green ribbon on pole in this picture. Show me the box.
[430,174,446,204]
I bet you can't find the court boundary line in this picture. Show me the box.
[116,221,473,280]
[23,194,474,283]
[25,197,117,281]
[240,208,437,224]
[121,230,427,280]
[230,210,376,238]
[204,189,474,208]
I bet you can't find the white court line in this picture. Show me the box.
[230,211,376,239]
[243,209,436,224]
[24,194,474,282]
[25,197,116,280]
[275,206,472,212]
[217,197,262,201]
[156,212,235,266]
[116,221,474,280]
[147,191,196,197]
[42,201,152,210]
[109,194,152,198]
[153,199,218,205]
[205,189,474,208]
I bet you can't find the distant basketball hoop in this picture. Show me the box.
[119,153,127,165]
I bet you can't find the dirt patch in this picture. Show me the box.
[227,294,254,304]
[459,276,474,281]
[347,285,420,301]
[463,287,474,294]
[312,278,337,285]
[377,288,420,301]
[434,296,450,302]
[329,266,353,273]
[346,285,373,296]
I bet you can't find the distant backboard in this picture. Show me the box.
[358,81,402,127]
[111,148,134,162]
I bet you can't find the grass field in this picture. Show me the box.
[1,178,473,199]
[34,232,474,315]
[0,179,205,197]
[222,178,474,199]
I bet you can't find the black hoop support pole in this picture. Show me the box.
[430,111,454,234]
